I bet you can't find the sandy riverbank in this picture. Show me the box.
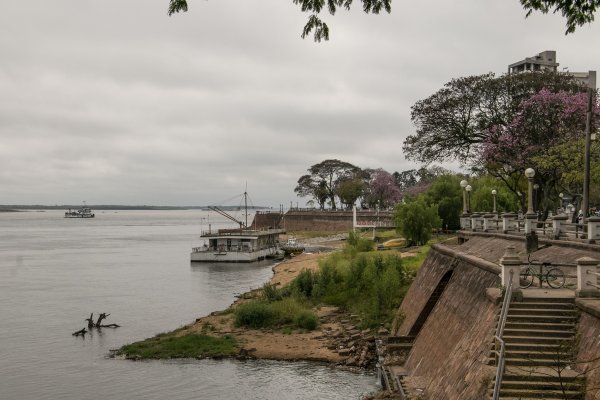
[175,238,380,368]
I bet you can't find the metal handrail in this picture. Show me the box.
[492,270,513,400]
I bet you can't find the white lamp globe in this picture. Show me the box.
[525,168,535,178]
[460,180,468,188]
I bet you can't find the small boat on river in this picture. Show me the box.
[65,207,95,218]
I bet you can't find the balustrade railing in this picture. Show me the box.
[461,213,600,244]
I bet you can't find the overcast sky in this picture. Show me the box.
[1,1,599,207]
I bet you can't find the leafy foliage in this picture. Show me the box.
[287,237,416,328]
[520,0,600,34]
[405,71,584,165]
[423,175,463,230]
[295,159,361,210]
[234,297,319,330]
[363,169,402,209]
[393,197,441,245]
[167,0,391,42]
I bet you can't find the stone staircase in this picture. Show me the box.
[490,296,585,399]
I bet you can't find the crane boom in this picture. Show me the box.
[209,206,246,229]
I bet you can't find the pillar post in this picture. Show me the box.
[500,246,522,301]
[576,257,600,298]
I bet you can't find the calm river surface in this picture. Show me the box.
[0,210,377,400]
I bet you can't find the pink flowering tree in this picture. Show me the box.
[364,169,402,209]
[480,88,600,214]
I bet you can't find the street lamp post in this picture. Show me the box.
[583,88,594,220]
[492,189,497,214]
[466,185,472,213]
[559,193,564,214]
[533,184,539,213]
[525,168,536,216]
[460,180,468,214]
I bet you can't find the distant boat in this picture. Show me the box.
[190,191,284,263]
[65,207,95,218]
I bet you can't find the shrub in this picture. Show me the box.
[295,311,319,330]
[292,269,316,298]
[261,282,284,302]
[234,301,277,329]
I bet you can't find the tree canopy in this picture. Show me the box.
[520,0,600,34]
[168,0,600,40]
[167,0,391,41]
[404,71,583,165]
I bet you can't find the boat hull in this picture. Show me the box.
[190,247,278,263]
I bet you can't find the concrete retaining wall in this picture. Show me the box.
[396,244,499,399]
[576,307,600,399]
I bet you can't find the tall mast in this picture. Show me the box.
[244,190,248,229]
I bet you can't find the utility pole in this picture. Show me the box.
[582,88,594,219]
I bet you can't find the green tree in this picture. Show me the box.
[468,175,518,214]
[294,159,361,210]
[393,197,441,246]
[335,177,366,209]
[424,175,463,230]
[404,71,583,165]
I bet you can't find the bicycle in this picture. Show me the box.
[519,255,566,289]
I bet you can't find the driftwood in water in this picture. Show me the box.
[85,313,94,329]
[72,328,87,337]
[73,313,120,337]
[95,313,110,327]
[99,323,120,328]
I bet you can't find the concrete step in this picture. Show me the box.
[504,350,574,361]
[504,343,569,353]
[503,326,575,336]
[502,335,573,345]
[490,342,563,352]
[506,308,577,316]
[505,315,578,324]
[502,380,583,391]
[509,302,575,310]
[504,357,571,367]
[497,388,583,399]
[520,297,575,304]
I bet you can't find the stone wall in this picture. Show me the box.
[396,244,500,399]
[576,304,600,400]
[253,209,394,232]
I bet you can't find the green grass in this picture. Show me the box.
[118,333,238,359]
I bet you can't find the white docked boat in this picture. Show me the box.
[190,190,285,263]
[191,228,285,263]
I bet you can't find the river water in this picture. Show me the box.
[0,210,377,400]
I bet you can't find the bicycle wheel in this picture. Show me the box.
[519,268,534,289]
[546,268,565,289]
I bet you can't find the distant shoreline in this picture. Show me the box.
[0,205,273,211]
